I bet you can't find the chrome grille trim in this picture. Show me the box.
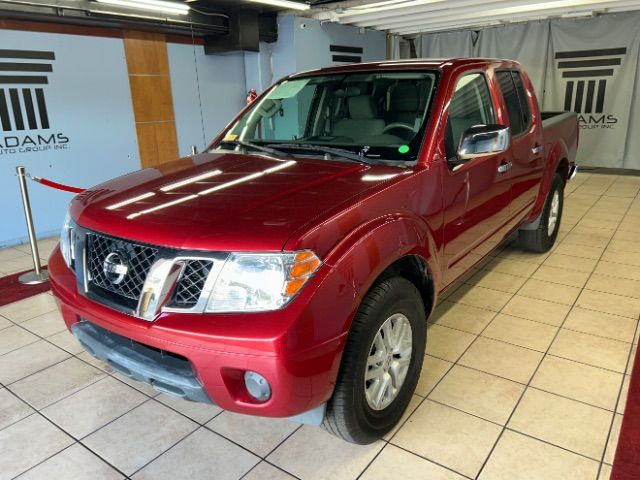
[76,227,226,319]
[161,257,224,315]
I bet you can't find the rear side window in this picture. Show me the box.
[445,73,495,159]
[496,70,531,137]
[512,72,531,127]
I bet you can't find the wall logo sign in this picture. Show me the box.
[0,49,70,155]
[555,47,626,130]
[330,45,363,64]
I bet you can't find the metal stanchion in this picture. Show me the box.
[190,145,198,155]
[16,166,49,284]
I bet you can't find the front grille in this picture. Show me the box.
[81,229,219,315]
[171,260,213,308]
[86,233,159,302]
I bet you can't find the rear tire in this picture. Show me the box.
[519,173,564,253]
[322,277,426,444]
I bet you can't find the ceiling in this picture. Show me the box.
[192,0,313,14]
[0,0,307,37]
[308,0,640,35]
[4,1,640,38]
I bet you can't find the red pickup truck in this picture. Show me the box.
[50,58,578,444]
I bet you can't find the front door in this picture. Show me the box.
[440,71,513,286]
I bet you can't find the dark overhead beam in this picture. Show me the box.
[0,0,230,36]
[258,14,278,43]
[204,10,260,54]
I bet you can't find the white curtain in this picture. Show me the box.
[474,22,550,106]
[624,45,640,170]
[419,30,475,58]
[414,12,640,169]
[543,14,640,168]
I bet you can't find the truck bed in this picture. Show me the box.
[541,111,575,124]
[541,111,579,165]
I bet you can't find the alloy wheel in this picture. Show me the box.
[364,313,413,411]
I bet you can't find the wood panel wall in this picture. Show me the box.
[123,31,179,168]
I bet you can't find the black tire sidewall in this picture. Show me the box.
[345,278,426,440]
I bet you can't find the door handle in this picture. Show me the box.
[497,161,512,174]
[532,145,543,155]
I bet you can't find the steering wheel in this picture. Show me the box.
[382,122,415,134]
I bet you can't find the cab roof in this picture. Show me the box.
[289,58,520,78]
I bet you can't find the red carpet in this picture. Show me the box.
[0,268,50,306]
[611,340,640,480]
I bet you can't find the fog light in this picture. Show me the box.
[244,371,271,402]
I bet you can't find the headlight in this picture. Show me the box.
[59,212,75,269]
[205,251,321,313]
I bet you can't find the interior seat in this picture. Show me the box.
[332,95,385,141]
[386,82,420,126]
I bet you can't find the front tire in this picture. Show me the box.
[519,173,564,253]
[322,277,426,444]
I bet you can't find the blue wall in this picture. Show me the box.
[0,32,247,248]
[0,30,139,247]
[168,43,247,156]
[294,17,387,72]
[244,16,387,92]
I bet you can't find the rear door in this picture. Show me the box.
[495,70,545,222]
[441,71,513,285]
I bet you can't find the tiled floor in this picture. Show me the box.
[0,171,639,480]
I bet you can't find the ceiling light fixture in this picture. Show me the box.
[94,0,190,15]
[245,0,311,11]
[561,10,595,17]
[340,0,445,17]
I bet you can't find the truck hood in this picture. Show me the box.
[71,151,406,252]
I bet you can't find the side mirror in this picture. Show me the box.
[456,124,510,161]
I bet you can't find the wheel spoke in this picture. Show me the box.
[366,378,382,408]
[374,373,391,407]
[393,355,411,369]
[548,190,560,235]
[382,321,395,351]
[390,320,406,352]
[373,332,386,355]
[365,364,384,382]
[389,358,409,386]
[398,343,412,358]
[367,349,385,367]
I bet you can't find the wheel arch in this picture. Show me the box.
[556,157,570,184]
[322,212,441,334]
[524,139,570,224]
[372,254,436,317]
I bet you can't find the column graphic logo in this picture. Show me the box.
[555,47,626,129]
[0,49,69,155]
[0,49,54,131]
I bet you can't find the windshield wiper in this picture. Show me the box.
[216,139,287,157]
[264,143,375,165]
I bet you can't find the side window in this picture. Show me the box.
[496,70,531,137]
[512,71,532,130]
[445,73,495,159]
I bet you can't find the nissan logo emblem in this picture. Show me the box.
[103,252,128,285]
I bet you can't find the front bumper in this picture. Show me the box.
[72,320,212,403]
[49,247,352,418]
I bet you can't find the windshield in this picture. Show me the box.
[217,70,439,163]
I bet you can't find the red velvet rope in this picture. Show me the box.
[30,176,85,194]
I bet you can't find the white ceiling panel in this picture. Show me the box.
[310,0,640,35]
